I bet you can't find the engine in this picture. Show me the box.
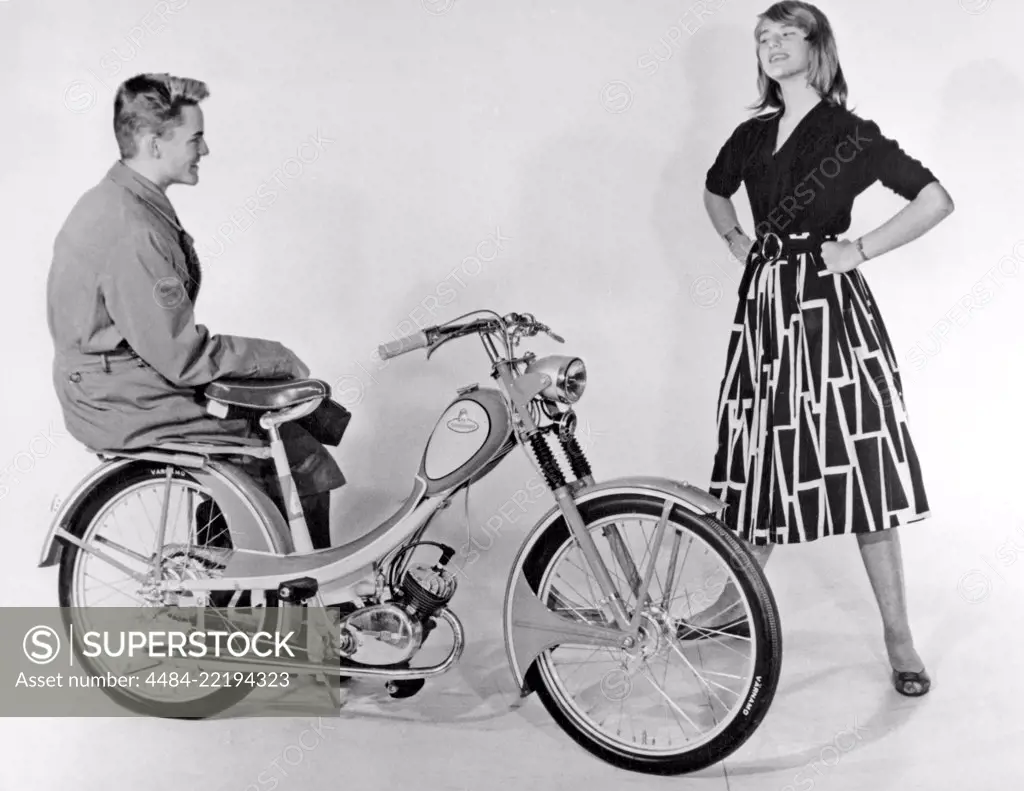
[335,547,458,667]
[395,562,459,619]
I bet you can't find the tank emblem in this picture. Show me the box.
[446,408,480,433]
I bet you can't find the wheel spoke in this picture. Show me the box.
[635,661,700,731]
[81,572,145,605]
[667,640,738,709]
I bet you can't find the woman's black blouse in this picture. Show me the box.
[705,99,937,238]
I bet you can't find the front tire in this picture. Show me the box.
[522,494,782,775]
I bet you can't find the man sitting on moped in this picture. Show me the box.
[46,72,345,550]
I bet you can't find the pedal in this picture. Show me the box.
[277,577,319,603]
[386,678,425,699]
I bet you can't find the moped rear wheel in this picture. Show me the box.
[56,462,279,719]
[523,494,782,775]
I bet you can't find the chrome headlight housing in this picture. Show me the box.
[524,354,587,404]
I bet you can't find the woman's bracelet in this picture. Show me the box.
[723,225,744,245]
[855,237,870,261]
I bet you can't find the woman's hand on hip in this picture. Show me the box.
[729,234,756,264]
[820,240,864,274]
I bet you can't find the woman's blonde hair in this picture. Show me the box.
[748,1,847,115]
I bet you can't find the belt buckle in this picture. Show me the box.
[759,232,783,262]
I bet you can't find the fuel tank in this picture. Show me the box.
[418,387,513,496]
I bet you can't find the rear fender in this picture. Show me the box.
[39,456,294,568]
[502,476,727,696]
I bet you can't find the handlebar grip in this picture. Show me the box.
[378,331,429,360]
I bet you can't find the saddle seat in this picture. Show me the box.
[204,377,331,411]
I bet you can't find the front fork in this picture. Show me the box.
[488,346,658,642]
[522,422,669,634]
[553,488,671,632]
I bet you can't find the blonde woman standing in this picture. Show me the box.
[691,1,954,697]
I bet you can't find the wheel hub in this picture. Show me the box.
[618,612,662,672]
[643,604,681,655]
[137,545,219,606]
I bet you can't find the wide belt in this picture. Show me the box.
[737,232,839,299]
[754,231,838,262]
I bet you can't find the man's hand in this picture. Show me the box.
[279,346,310,379]
[291,357,310,379]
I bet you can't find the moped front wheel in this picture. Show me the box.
[523,494,782,775]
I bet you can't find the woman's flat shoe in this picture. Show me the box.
[891,668,931,697]
[676,616,751,641]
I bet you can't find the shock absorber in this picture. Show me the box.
[559,433,592,480]
[528,432,566,490]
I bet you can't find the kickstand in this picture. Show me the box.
[319,674,343,710]
[306,597,344,710]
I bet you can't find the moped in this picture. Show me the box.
[39,309,781,775]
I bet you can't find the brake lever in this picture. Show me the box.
[423,327,451,360]
[427,335,462,360]
[538,323,564,343]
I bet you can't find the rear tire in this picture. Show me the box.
[522,494,782,775]
[56,462,279,719]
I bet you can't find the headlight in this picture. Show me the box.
[525,355,587,404]
[561,358,587,403]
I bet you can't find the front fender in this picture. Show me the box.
[39,456,295,568]
[501,475,727,696]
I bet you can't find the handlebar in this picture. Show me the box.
[378,331,430,360]
[376,311,562,361]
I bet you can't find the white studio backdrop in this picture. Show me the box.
[0,0,1020,648]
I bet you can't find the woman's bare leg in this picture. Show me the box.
[687,527,928,692]
[856,528,928,692]
[689,542,775,627]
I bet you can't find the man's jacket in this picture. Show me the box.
[47,161,314,454]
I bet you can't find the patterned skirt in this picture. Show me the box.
[707,232,931,545]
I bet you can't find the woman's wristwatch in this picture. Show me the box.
[723,225,744,246]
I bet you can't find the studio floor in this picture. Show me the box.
[3,501,1019,791]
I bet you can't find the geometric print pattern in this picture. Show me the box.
[708,235,931,545]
